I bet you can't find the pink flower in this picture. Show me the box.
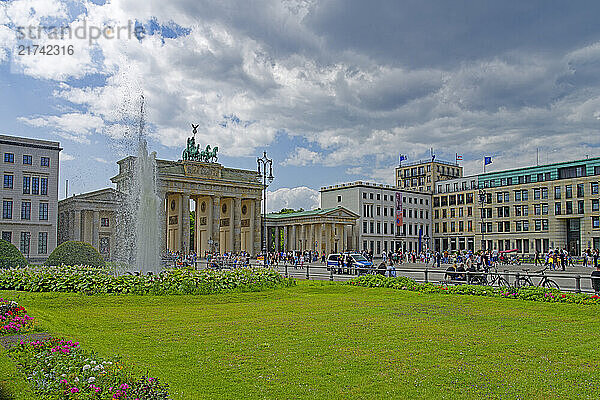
[70,387,79,393]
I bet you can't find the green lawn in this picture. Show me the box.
[2,281,600,399]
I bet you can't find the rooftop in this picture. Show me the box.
[397,159,460,168]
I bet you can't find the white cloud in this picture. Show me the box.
[18,113,104,143]
[266,186,320,213]
[92,156,110,164]
[281,147,323,166]
[59,152,75,161]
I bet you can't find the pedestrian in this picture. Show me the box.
[591,263,600,294]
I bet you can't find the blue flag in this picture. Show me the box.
[399,154,407,162]
[484,156,492,165]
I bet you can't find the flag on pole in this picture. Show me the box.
[399,154,407,162]
[484,156,492,166]
[456,153,463,161]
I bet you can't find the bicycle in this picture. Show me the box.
[470,265,511,287]
[515,267,560,290]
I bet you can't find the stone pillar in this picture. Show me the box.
[181,194,190,253]
[92,210,100,249]
[341,224,347,252]
[253,198,261,255]
[315,224,321,254]
[300,225,306,251]
[275,227,281,252]
[325,224,331,256]
[74,210,82,241]
[233,197,242,253]
[212,196,221,252]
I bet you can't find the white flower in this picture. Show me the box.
[74,377,79,383]
[88,377,95,383]
[82,364,91,371]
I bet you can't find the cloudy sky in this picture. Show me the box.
[1,0,600,211]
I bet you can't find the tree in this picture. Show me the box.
[277,208,304,214]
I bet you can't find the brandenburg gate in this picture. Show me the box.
[111,138,263,255]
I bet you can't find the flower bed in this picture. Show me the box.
[0,298,34,335]
[348,274,600,305]
[0,266,295,295]
[8,337,169,399]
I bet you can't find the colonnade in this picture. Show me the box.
[164,192,261,255]
[267,222,357,255]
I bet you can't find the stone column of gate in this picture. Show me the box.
[275,227,281,252]
[211,196,221,253]
[253,198,261,255]
[92,210,100,249]
[193,196,201,255]
[180,194,191,253]
[233,197,242,253]
[340,223,347,252]
[308,224,315,253]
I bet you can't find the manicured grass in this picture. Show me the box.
[0,348,36,400]
[2,281,600,399]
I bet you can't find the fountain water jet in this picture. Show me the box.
[117,96,162,274]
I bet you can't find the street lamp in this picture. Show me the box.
[478,189,487,252]
[257,151,274,262]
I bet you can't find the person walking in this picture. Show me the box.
[591,262,600,295]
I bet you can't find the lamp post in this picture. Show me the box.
[478,189,487,252]
[257,151,274,263]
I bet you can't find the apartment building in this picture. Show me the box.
[396,159,463,193]
[431,157,600,254]
[0,135,61,262]
[320,181,432,254]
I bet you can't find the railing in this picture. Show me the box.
[193,261,599,294]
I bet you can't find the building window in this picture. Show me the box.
[578,200,585,214]
[362,193,366,199]
[534,188,541,200]
[593,216,600,229]
[592,182,599,195]
[4,153,14,163]
[577,183,584,198]
[542,219,549,231]
[2,200,12,219]
[38,232,48,254]
[41,157,50,167]
[100,237,110,254]
[370,222,374,234]
[541,187,548,199]
[40,178,48,195]
[101,217,109,227]
[22,176,30,194]
[592,199,599,212]
[555,202,561,215]
[337,195,342,202]
[566,185,572,198]
[31,177,39,195]
[3,174,13,189]
[39,203,48,221]
[554,186,561,199]
[23,155,32,165]
[566,201,573,214]
[20,232,30,255]
[535,220,542,231]
[522,190,528,201]
[21,201,31,220]
[1,231,11,242]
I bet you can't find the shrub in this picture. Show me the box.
[0,239,27,269]
[45,241,106,268]
[0,266,296,295]
[348,275,600,305]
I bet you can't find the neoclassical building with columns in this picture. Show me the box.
[264,207,360,254]
[111,156,263,256]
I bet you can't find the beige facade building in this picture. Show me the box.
[1,135,61,262]
[58,188,121,260]
[264,207,359,254]
[111,157,263,256]
[431,157,600,255]
[396,159,463,193]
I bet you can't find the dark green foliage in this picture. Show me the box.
[45,241,106,268]
[0,240,27,269]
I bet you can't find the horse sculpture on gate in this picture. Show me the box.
[182,124,219,163]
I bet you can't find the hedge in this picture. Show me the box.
[45,241,106,268]
[0,240,27,269]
